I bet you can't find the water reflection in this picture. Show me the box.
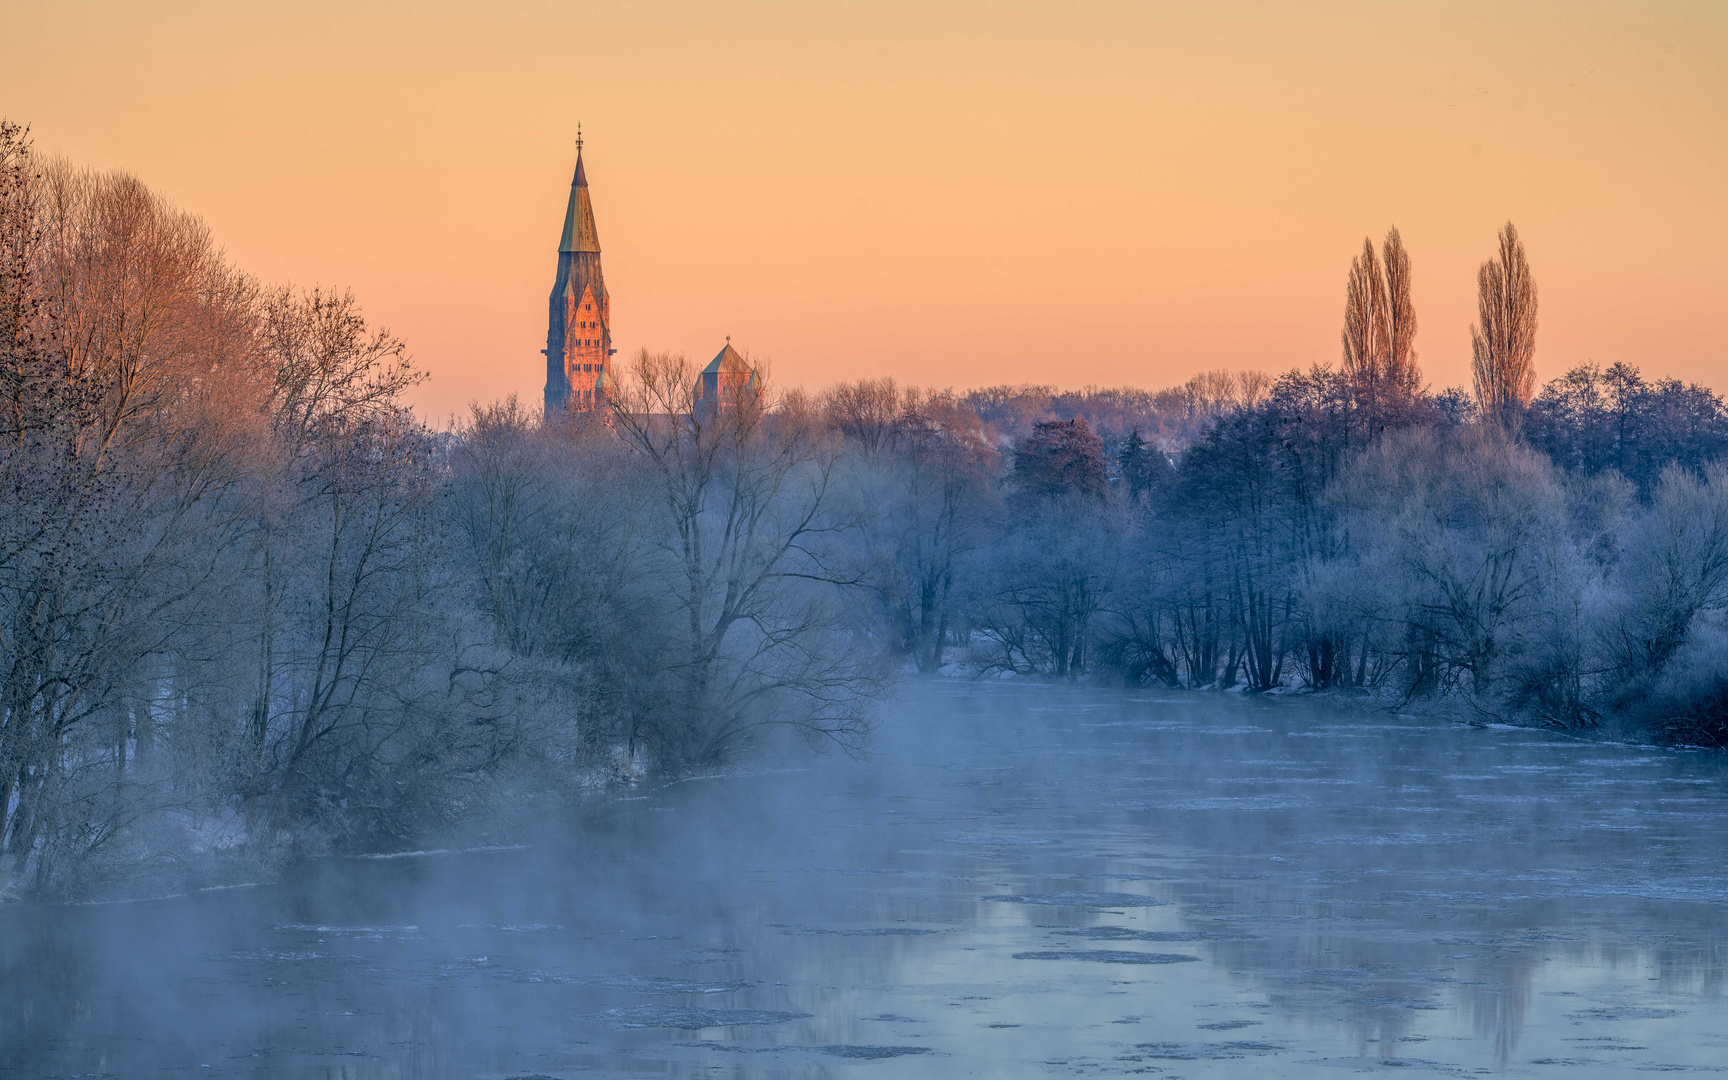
[3,684,1726,1077]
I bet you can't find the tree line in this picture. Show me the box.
[835,223,1728,761]
[0,124,893,896]
[4,122,1726,897]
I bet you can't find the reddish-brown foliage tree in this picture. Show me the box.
[1013,418,1108,502]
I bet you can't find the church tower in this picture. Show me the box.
[543,132,612,415]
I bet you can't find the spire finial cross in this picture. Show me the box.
[576,123,583,156]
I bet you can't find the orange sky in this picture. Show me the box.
[4,1,1725,421]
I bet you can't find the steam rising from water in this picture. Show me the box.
[2,683,1725,1077]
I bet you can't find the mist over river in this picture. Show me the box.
[4,684,1726,1077]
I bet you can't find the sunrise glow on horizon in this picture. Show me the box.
[4,0,1723,421]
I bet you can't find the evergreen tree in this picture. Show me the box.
[1117,429,1172,503]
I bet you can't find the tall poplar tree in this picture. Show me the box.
[1340,226,1421,438]
[1470,222,1539,427]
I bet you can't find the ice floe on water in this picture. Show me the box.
[944,833,1054,845]
[1012,949,1201,964]
[1051,927,1215,942]
[1128,1040,1287,1059]
[684,1042,933,1058]
[489,971,753,994]
[587,1006,811,1029]
[771,924,948,935]
[455,923,570,933]
[349,844,530,860]
[274,924,421,938]
[217,949,365,964]
[982,891,1168,907]
[1197,1019,1263,1030]
[1106,795,1315,811]
[1565,1006,1685,1021]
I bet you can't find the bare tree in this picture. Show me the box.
[243,286,423,809]
[1384,228,1419,404]
[968,499,1125,679]
[821,381,999,673]
[262,410,451,836]
[0,148,266,893]
[1341,226,1421,437]
[1326,426,1567,707]
[607,349,883,766]
[1602,464,1728,680]
[260,286,420,453]
[1471,222,1538,427]
[1342,237,1391,420]
[1,121,85,444]
[821,377,903,460]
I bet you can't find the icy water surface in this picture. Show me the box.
[4,685,1728,1077]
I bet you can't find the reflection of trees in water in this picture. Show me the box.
[1189,923,1431,1054]
[0,907,100,1067]
[1042,695,1728,1065]
[1654,935,1728,997]
[1457,959,1533,1064]
[1185,906,1728,1066]
[1185,916,1547,1060]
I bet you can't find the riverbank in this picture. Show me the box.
[12,673,1717,906]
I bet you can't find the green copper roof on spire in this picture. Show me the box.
[558,134,601,254]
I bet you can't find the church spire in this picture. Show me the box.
[558,129,601,253]
[544,130,612,417]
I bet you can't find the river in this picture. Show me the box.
[4,684,1726,1077]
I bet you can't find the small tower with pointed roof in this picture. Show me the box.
[695,338,758,418]
[543,130,613,416]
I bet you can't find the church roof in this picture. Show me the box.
[558,144,601,254]
[702,342,751,375]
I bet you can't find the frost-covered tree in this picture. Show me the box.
[606,350,887,766]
